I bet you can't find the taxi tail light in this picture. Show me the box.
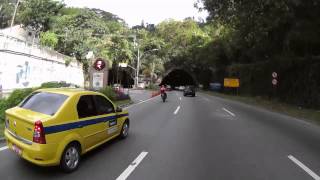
[33,120,46,144]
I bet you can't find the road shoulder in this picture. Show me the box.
[201,91,320,126]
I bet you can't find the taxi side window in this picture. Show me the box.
[94,95,115,115]
[77,95,97,119]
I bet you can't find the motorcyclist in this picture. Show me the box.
[160,85,167,102]
[160,85,166,94]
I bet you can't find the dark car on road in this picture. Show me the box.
[183,86,196,97]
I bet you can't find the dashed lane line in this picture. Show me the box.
[288,155,320,180]
[116,151,149,180]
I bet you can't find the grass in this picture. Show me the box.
[203,91,320,125]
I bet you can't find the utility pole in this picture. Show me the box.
[10,0,20,30]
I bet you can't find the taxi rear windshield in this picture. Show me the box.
[20,92,68,116]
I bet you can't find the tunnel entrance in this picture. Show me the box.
[161,69,196,88]
[108,69,134,88]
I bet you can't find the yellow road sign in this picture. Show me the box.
[224,78,240,88]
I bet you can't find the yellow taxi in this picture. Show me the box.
[4,88,130,172]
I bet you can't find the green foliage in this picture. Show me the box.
[5,88,34,108]
[0,88,34,121]
[18,0,64,31]
[226,57,320,108]
[40,81,71,88]
[40,31,58,48]
[0,99,7,122]
[99,86,117,101]
[0,0,15,28]
[48,7,131,74]
[146,84,159,90]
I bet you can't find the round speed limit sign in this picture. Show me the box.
[272,72,278,78]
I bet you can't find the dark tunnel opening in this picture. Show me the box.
[161,69,196,88]
[108,69,134,88]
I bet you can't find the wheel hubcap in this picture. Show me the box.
[65,147,79,169]
[122,123,129,137]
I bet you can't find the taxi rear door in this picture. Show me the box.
[93,95,118,138]
[76,95,106,149]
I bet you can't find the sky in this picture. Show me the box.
[63,0,208,27]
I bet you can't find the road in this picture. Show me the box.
[127,89,153,104]
[1,91,320,180]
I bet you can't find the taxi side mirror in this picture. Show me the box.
[116,107,122,112]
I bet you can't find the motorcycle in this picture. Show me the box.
[161,92,167,102]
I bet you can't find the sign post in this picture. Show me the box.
[271,72,278,97]
[89,58,109,90]
[224,78,240,95]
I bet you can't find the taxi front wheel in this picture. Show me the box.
[120,120,129,139]
[60,143,81,173]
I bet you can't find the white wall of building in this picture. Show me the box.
[0,33,84,92]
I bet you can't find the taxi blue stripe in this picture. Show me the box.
[44,113,128,135]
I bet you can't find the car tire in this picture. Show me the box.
[120,120,129,139]
[60,143,81,173]
[192,94,195,97]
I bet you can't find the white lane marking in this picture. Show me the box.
[288,155,320,180]
[174,106,181,115]
[222,108,235,117]
[0,146,8,151]
[116,151,148,180]
[179,97,182,101]
[124,95,159,110]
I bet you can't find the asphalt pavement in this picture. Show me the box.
[1,91,320,180]
[128,89,153,104]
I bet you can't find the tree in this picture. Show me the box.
[18,0,64,31]
[40,31,58,48]
[0,0,15,28]
[48,7,133,75]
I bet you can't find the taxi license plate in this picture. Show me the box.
[12,144,22,156]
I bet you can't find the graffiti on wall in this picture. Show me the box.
[16,61,31,87]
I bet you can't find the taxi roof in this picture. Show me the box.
[35,88,100,97]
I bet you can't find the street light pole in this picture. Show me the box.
[135,48,158,88]
[136,47,140,88]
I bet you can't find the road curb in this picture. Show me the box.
[119,102,134,108]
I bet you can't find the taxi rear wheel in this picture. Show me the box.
[60,143,81,173]
[120,120,129,139]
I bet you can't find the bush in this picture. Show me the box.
[5,88,34,108]
[99,86,117,101]
[0,99,7,122]
[146,84,159,90]
[0,88,34,122]
[40,81,69,88]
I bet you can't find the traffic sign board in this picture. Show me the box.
[272,72,278,78]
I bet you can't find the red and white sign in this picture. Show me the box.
[94,59,106,71]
